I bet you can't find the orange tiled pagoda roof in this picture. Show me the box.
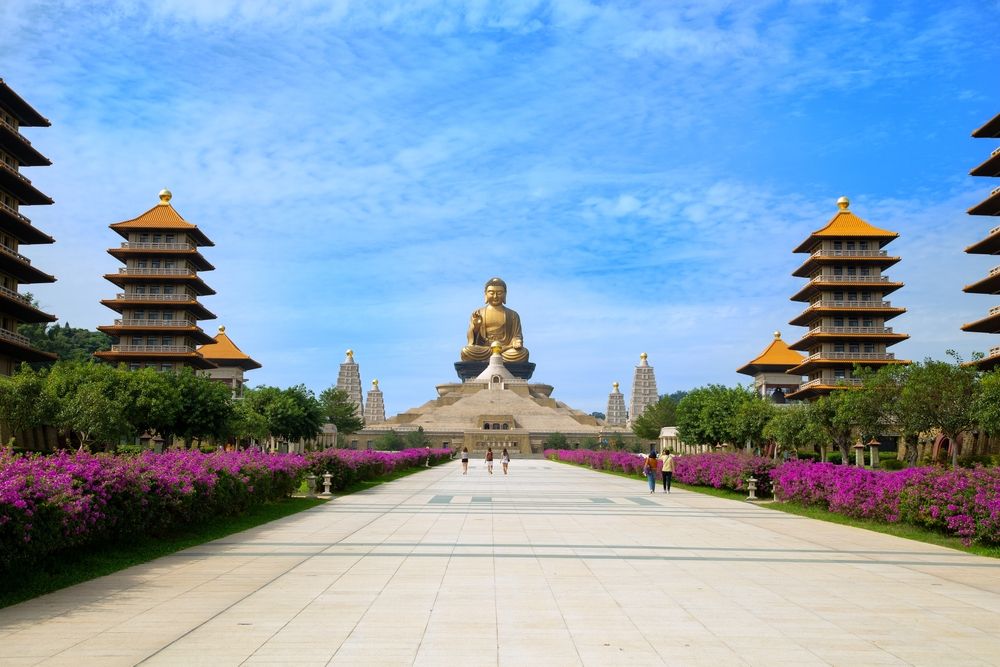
[736,332,805,376]
[109,190,214,245]
[197,326,262,370]
[792,198,898,253]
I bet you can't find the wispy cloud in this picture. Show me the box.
[4,0,999,414]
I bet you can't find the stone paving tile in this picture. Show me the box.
[3,459,1000,666]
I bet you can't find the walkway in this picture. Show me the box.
[2,460,1000,666]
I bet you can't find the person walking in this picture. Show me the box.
[659,449,677,493]
[501,448,510,475]
[485,447,494,475]
[460,446,469,475]
[643,447,658,494]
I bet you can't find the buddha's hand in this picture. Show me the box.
[471,312,483,327]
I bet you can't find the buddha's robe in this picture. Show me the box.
[461,305,529,362]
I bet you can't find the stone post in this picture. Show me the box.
[868,438,880,468]
[319,472,333,497]
[853,441,866,467]
[746,477,758,501]
[305,473,317,498]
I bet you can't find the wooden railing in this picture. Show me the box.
[114,293,194,302]
[0,242,30,264]
[113,319,197,327]
[802,352,896,362]
[0,284,32,305]
[110,345,194,353]
[0,199,30,224]
[810,249,889,258]
[118,267,195,276]
[120,242,194,251]
[808,300,896,309]
[0,326,30,346]
[807,326,894,335]
[797,377,863,390]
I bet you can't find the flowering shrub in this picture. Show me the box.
[0,448,308,571]
[774,461,1000,545]
[673,453,775,493]
[306,448,452,492]
[545,449,651,475]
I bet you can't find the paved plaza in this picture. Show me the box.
[3,460,1000,666]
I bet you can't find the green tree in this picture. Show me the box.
[806,391,855,464]
[44,361,127,449]
[730,390,775,452]
[974,368,1000,436]
[0,364,54,438]
[675,385,744,448]
[404,426,429,448]
[170,368,234,446]
[229,393,269,444]
[543,432,567,449]
[243,384,324,445]
[17,299,111,364]
[319,386,365,435]
[118,367,181,440]
[764,405,822,459]
[631,395,677,440]
[900,356,978,467]
[373,430,406,451]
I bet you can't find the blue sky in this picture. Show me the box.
[3,0,1000,416]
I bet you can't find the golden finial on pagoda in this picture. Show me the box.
[490,341,503,355]
[372,379,379,388]
[640,352,647,361]
[613,381,619,391]
[774,331,781,339]
[158,189,172,205]
[218,325,226,333]
[837,196,850,211]
[346,349,353,358]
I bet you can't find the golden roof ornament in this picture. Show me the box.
[774,331,781,339]
[640,352,647,361]
[490,341,503,355]
[372,379,379,388]
[613,381,619,391]
[346,349,353,358]
[837,196,850,211]
[158,188,172,205]
[219,325,226,333]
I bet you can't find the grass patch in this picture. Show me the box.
[0,497,326,610]
[548,458,1000,558]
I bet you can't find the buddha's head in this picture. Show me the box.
[484,277,507,306]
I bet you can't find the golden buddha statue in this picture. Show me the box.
[461,277,529,363]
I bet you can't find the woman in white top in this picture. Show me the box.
[501,448,510,475]
[460,447,469,475]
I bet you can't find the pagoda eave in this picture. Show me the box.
[0,169,52,205]
[961,311,1000,333]
[0,80,50,126]
[791,254,900,278]
[972,112,1000,138]
[971,152,1000,177]
[790,281,903,302]
[0,124,50,166]
[94,350,218,369]
[0,253,56,284]
[97,325,216,345]
[102,274,216,296]
[99,298,217,320]
[0,337,57,363]
[788,357,909,376]
[108,224,214,247]
[784,383,851,401]
[792,235,896,254]
[735,363,798,376]
[963,273,1000,295]
[0,208,54,244]
[202,357,263,371]
[966,353,1000,371]
[965,231,1000,255]
[788,332,909,351]
[0,292,56,323]
[968,190,1000,216]
[107,247,215,271]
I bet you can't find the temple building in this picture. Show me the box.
[197,325,261,397]
[605,382,627,426]
[736,331,805,402]
[335,349,364,417]
[0,79,57,374]
[786,197,909,400]
[363,379,386,424]
[627,353,659,426]
[961,112,1000,370]
[95,190,217,371]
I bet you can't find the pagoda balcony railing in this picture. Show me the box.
[811,249,888,258]
[0,117,29,143]
[114,292,195,302]
[0,284,32,305]
[809,300,895,309]
[114,318,198,327]
[0,159,32,185]
[120,242,195,251]
[809,275,890,284]
[990,265,1000,277]
[0,199,30,224]
[0,326,30,346]
[807,326,894,335]
[111,345,195,353]
[990,224,1000,236]
[990,305,1000,317]
[118,267,196,276]
[991,346,1000,357]
[802,352,896,363]
[797,377,863,390]
[0,242,30,264]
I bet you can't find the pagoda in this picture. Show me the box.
[786,197,909,400]
[95,190,217,371]
[336,349,364,417]
[961,112,1000,370]
[736,331,805,402]
[363,379,386,424]
[197,325,261,397]
[0,79,57,374]
[605,382,627,426]
[627,353,659,425]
